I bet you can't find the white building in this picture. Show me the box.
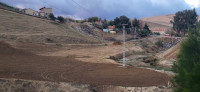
[22,8,39,16]
[39,7,52,17]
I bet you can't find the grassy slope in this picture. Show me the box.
[140,14,200,30]
[0,9,102,44]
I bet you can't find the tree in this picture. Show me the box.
[113,16,130,29]
[172,26,200,92]
[137,29,150,37]
[132,18,139,28]
[171,9,197,36]
[102,22,108,29]
[48,13,56,21]
[57,16,65,23]
[113,17,121,28]
[119,16,129,24]
[88,17,99,22]
[143,23,151,34]
[108,20,114,26]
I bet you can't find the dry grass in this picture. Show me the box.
[0,78,94,92]
[0,9,102,44]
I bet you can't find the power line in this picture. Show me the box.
[71,0,94,16]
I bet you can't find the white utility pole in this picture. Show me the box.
[122,24,127,67]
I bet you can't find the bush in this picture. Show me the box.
[48,13,56,21]
[88,17,99,22]
[137,29,150,37]
[57,16,65,23]
[172,27,200,92]
[155,40,163,47]
[153,32,160,35]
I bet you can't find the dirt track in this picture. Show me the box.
[0,41,170,87]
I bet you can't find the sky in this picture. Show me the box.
[0,0,200,20]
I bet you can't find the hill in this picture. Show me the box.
[140,14,200,32]
[140,14,174,32]
[140,14,174,27]
[0,9,102,44]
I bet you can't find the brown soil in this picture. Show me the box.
[112,41,122,45]
[0,41,171,87]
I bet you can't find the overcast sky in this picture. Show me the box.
[1,0,200,20]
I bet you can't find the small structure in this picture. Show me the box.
[151,28,166,35]
[108,25,115,31]
[39,7,52,17]
[22,8,39,16]
[103,29,109,32]
[109,31,116,34]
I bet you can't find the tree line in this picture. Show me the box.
[86,16,151,37]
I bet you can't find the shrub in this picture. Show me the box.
[153,32,160,35]
[155,40,163,47]
[57,16,65,23]
[137,29,150,37]
[48,13,56,21]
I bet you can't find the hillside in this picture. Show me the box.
[140,14,200,31]
[140,14,174,32]
[0,9,102,44]
[140,14,174,27]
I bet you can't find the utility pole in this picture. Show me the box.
[122,24,127,67]
[134,27,137,39]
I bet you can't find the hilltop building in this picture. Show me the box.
[22,8,39,16]
[39,7,52,17]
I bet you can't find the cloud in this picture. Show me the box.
[16,4,25,9]
[184,0,200,8]
[0,0,196,20]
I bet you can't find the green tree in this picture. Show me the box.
[172,26,200,92]
[137,29,150,37]
[113,16,130,29]
[171,9,197,36]
[113,17,121,28]
[119,16,129,24]
[102,22,108,29]
[57,16,65,23]
[143,23,151,35]
[48,13,56,21]
[88,17,99,22]
[108,20,114,26]
[132,18,139,28]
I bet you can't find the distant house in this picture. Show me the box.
[108,25,115,31]
[39,7,52,17]
[22,8,39,16]
[151,28,166,35]
[109,31,116,34]
[103,29,109,32]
